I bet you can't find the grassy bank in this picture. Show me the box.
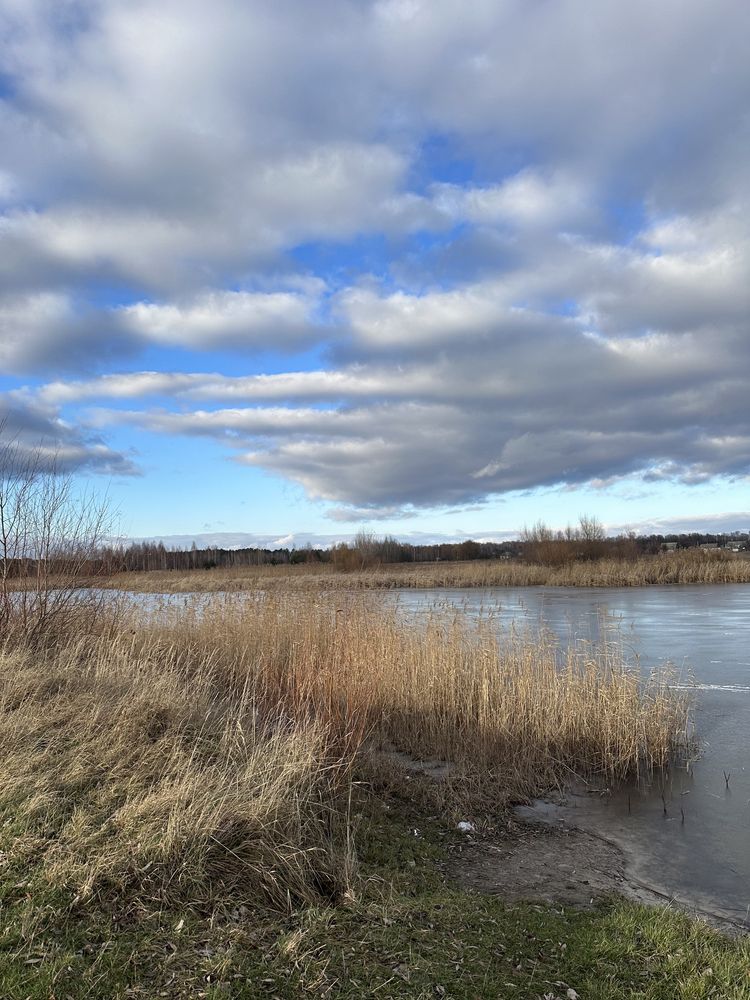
[3,806,750,999]
[2,595,739,998]
[96,549,750,593]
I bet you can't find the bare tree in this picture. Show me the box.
[0,426,114,645]
[577,513,605,542]
[521,515,609,565]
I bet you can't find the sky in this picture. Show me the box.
[1,0,749,548]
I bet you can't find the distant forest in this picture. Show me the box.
[102,526,750,573]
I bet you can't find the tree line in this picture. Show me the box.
[98,532,521,573]
[98,522,749,573]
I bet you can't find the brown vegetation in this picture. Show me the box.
[0,593,689,914]
[98,548,750,593]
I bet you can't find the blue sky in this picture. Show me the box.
[1,0,749,547]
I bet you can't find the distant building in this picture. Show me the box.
[661,542,678,551]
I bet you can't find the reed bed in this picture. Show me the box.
[0,593,689,913]
[99,549,750,593]
[145,594,689,784]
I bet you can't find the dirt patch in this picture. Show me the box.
[446,819,747,936]
[447,822,643,910]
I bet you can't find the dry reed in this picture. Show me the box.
[146,595,688,784]
[98,550,750,593]
[0,629,354,911]
[0,593,689,911]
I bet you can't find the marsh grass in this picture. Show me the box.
[155,594,689,787]
[0,593,689,917]
[98,549,750,593]
[0,631,355,912]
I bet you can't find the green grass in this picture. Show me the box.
[2,805,748,1000]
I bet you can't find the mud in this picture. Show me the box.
[447,814,748,937]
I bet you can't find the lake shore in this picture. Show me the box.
[3,789,748,998]
[6,593,741,998]
[86,549,750,593]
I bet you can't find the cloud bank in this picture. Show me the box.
[1,0,748,521]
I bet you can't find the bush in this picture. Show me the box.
[1,430,113,646]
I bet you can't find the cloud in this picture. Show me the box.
[609,512,750,536]
[118,290,322,351]
[24,200,750,513]
[122,527,518,549]
[2,0,745,298]
[93,342,749,510]
[0,145,419,297]
[431,170,592,231]
[1,0,749,515]
[324,505,421,522]
[0,293,112,373]
[30,368,416,407]
[0,287,325,375]
[0,395,139,476]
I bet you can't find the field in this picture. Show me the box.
[98,548,750,593]
[1,593,748,997]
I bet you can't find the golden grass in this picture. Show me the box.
[155,594,689,783]
[98,549,750,593]
[0,594,689,912]
[0,631,354,911]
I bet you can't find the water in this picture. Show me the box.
[394,585,750,925]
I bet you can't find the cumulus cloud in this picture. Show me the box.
[0,395,138,476]
[117,290,322,352]
[0,287,324,374]
[2,0,746,297]
[1,0,748,511]
[431,170,592,232]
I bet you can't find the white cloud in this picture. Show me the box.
[340,283,523,349]
[432,170,591,231]
[1,0,745,296]
[119,290,320,351]
[31,366,441,407]
[0,286,325,374]
[1,0,749,511]
[609,511,750,536]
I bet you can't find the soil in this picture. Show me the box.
[381,751,747,936]
[446,817,748,937]
[448,822,654,909]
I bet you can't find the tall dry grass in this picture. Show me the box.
[98,549,750,593]
[0,594,689,911]
[0,629,354,911]
[147,595,688,786]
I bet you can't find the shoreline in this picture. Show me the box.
[505,803,749,937]
[386,751,747,938]
[69,552,750,594]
